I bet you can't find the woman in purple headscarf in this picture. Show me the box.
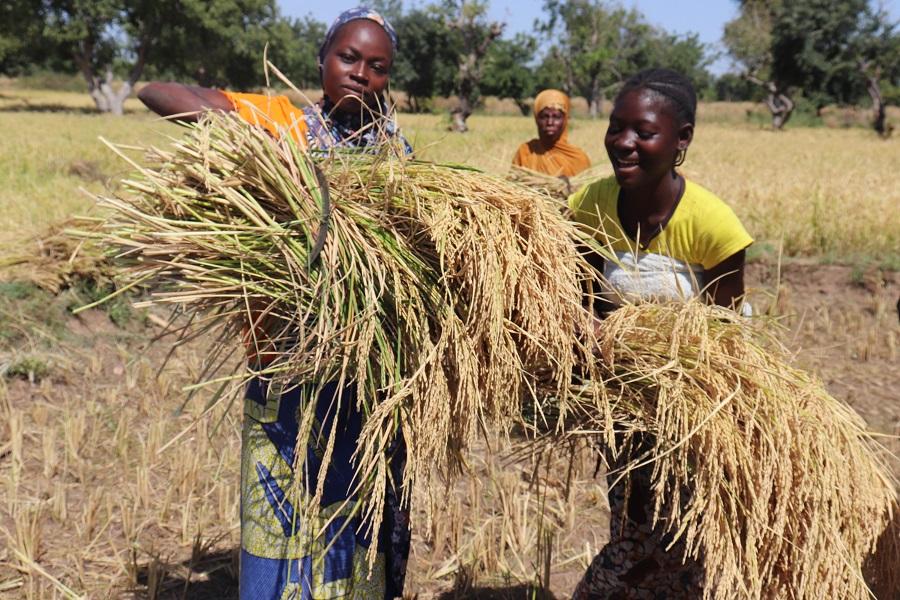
[139,7,411,154]
[140,8,411,599]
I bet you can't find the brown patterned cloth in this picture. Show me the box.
[573,435,704,599]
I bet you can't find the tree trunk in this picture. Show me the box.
[88,68,133,116]
[448,12,503,133]
[450,109,468,132]
[450,94,472,132]
[860,60,891,138]
[74,34,149,115]
[514,98,530,116]
[587,78,604,119]
[746,74,793,130]
[764,90,793,129]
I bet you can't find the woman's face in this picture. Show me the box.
[321,19,393,115]
[536,107,565,145]
[604,88,692,189]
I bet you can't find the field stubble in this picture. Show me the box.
[0,90,898,598]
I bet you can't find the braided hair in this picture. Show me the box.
[616,68,697,127]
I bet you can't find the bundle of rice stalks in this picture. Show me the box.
[87,113,602,556]
[506,164,611,202]
[578,300,897,599]
[0,218,113,294]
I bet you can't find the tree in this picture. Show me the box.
[0,0,49,75]
[712,73,761,101]
[39,0,176,115]
[650,32,712,94]
[480,33,537,114]
[152,0,319,90]
[851,6,899,137]
[539,0,711,118]
[770,0,869,110]
[724,0,795,128]
[2,0,314,114]
[727,0,900,133]
[390,8,459,112]
[444,0,504,132]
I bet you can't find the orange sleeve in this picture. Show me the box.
[221,91,308,146]
[222,92,308,364]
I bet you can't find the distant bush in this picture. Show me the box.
[12,70,84,92]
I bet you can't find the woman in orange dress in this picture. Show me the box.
[512,89,591,177]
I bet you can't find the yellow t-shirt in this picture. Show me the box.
[568,176,752,271]
[568,176,753,304]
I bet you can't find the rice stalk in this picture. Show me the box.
[506,164,612,203]
[574,300,898,599]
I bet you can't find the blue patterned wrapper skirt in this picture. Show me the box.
[240,377,409,599]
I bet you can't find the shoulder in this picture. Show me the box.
[679,179,753,269]
[223,91,304,126]
[679,180,745,231]
[569,176,617,213]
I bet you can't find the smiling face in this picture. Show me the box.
[536,107,566,146]
[604,88,693,189]
[320,19,393,115]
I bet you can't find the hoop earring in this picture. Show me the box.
[674,148,688,168]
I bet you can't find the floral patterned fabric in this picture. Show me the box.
[240,11,412,591]
[302,99,413,155]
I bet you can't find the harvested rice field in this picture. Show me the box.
[0,88,898,599]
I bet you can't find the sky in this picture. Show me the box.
[281,0,742,75]
[283,1,900,76]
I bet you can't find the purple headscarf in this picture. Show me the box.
[318,7,399,65]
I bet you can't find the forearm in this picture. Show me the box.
[138,82,233,121]
[704,250,747,310]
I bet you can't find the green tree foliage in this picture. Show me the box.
[1,0,322,113]
[0,0,51,74]
[538,0,711,118]
[723,0,779,79]
[480,33,538,114]
[390,8,459,112]
[151,0,322,90]
[724,0,795,128]
[35,0,181,115]
[713,73,762,102]
[852,6,899,135]
[771,0,868,108]
[726,0,899,131]
[442,0,504,131]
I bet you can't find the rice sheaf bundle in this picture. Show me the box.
[92,113,601,559]
[584,301,897,599]
[506,163,612,202]
[88,113,896,595]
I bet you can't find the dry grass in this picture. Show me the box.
[0,309,243,599]
[2,87,899,263]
